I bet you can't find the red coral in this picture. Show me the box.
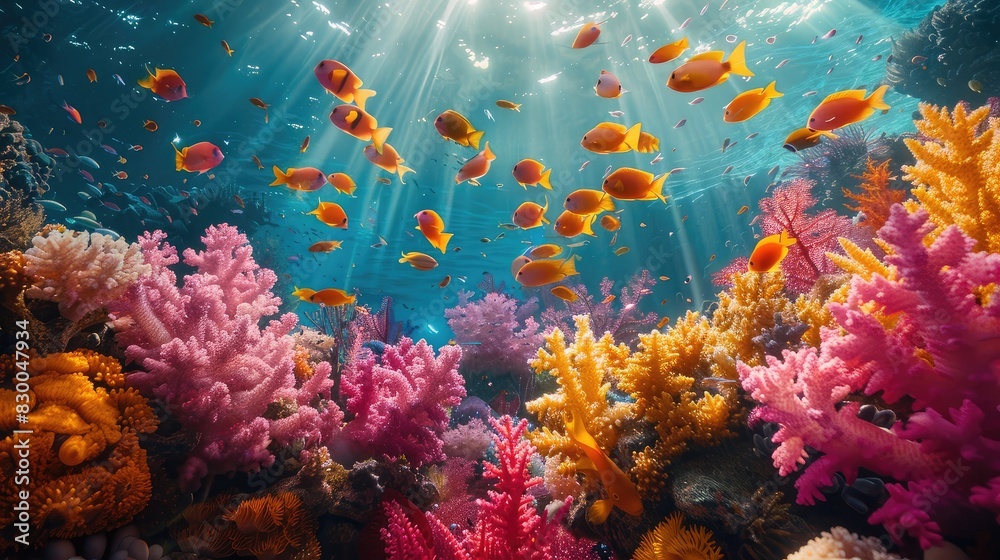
[844,158,908,230]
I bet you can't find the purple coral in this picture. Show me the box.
[107,225,342,490]
[337,337,466,467]
[541,270,657,344]
[739,206,1000,548]
[444,290,542,379]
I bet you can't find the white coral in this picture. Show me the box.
[786,527,909,560]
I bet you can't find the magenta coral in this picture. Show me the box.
[107,225,341,491]
[445,290,542,379]
[740,206,1000,548]
[338,337,465,467]
[24,229,150,320]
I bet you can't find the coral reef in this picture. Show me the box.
[844,158,908,231]
[24,228,150,321]
[885,0,1000,107]
[0,351,157,551]
[338,337,466,467]
[107,224,342,490]
[442,418,492,461]
[785,526,906,560]
[445,289,543,379]
[903,102,1000,252]
[0,113,55,199]
[541,270,658,345]
[0,187,45,254]
[632,512,724,560]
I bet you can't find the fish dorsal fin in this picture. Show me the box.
[820,89,867,104]
[687,50,724,62]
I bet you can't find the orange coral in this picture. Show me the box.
[0,351,158,550]
[292,346,315,381]
[632,512,724,560]
[844,158,907,230]
[0,250,27,305]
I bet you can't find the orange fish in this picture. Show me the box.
[572,19,608,49]
[327,173,357,196]
[399,252,439,271]
[314,60,376,110]
[434,110,484,149]
[330,104,391,154]
[748,231,797,272]
[656,317,670,329]
[194,14,214,28]
[307,201,348,228]
[221,40,234,57]
[496,100,521,111]
[512,158,552,190]
[783,127,837,153]
[648,37,689,64]
[511,255,532,277]
[173,142,224,173]
[456,141,496,186]
[667,41,753,93]
[114,171,128,179]
[439,275,451,288]
[602,168,669,202]
[192,119,202,127]
[364,143,415,183]
[724,81,783,123]
[61,101,82,124]
[292,287,316,302]
[143,120,157,131]
[308,241,343,253]
[513,197,549,229]
[554,210,597,238]
[250,97,269,122]
[86,68,97,83]
[580,122,644,154]
[528,244,562,258]
[309,288,356,307]
[564,189,615,215]
[300,135,310,153]
[515,257,578,287]
[550,285,578,302]
[270,166,327,192]
[564,409,643,523]
[415,209,454,253]
[233,195,245,208]
[138,67,188,101]
[807,85,890,131]
[594,70,623,98]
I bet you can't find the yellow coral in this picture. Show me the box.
[632,512,724,560]
[710,271,796,378]
[904,102,1000,252]
[0,250,27,305]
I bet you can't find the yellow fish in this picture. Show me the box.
[399,251,439,271]
[291,287,316,302]
[807,85,890,131]
[554,210,597,238]
[528,244,562,258]
[415,209,454,253]
[326,172,358,196]
[513,197,549,229]
[783,127,837,153]
[667,40,753,93]
[550,285,578,302]
[581,122,643,154]
[748,231,797,272]
[515,257,578,287]
[724,81,783,123]
[602,168,669,202]
[648,37,689,64]
[564,189,615,215]
[434,110,484,149]
[564,409,643,523]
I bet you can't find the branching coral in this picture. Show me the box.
[0,187,44,254]
[784,526,906,560]
[25,228,150,321]
[541,270,658,345]
[903,102,1000,252]
[0,249,27,306]
[844,158,908,230]
[445,290,543,379]
[632,512,724,560]
[0,351,157,551]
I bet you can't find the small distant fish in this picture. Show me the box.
[776,59,790,69]
[551,285,578,302]
[614,246,630,256]
[114,171,128,179]
[439,275,451,288]
[112,73,125,86]
[872,55,883,62]
[192,119,201,127]
[856,35,863,45]
[250,97,269,122]
[802,90,818,97]
[768,165,779,177]
[221,40,234,57]
[911,55,927,64]
[603,165,613,179]
[233,195,245,208]
[376,177,391,185]
[725,35,737,43]
[308,240,343,253]
[42,33,52,42]
[101,201,121,212]
[674,119,686,128]
[737,205,749,214]
[601,294,616,304]
[144,120,158,131]
[620,34,632,47]
[579,160,590,171]
[608,110,625,117]
[684,275,692,284]
[79,169,94,182]
[496,100,521,111]
[670,167,685,174]
[62,101,82,124]
[700,3,709,15]
[746,132,759,139]
[252,155,264,169]
[300,135,310,153]
[484,109,495,121]
[766,36,776,44]
[937,77,947,87]
[13,73,30,85]
[77,155,99,169]
[822,29,836,39]
[194,14,214,28]
[680,17,692,29]
[811,36,817,44]
[57,74,64,86]
[86,68,97,82]
[722,137,731,151]
[689,97,705,105]
[743,175,753,186]
[46,148,69,157]
[969,80,983,93]
[650,153,663,164]
[36,199,67,212]
[722,165,733,175]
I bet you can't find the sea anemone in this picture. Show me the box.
[632,512,724,560]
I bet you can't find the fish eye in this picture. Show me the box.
[809,117,815,122]
[513,165,518,171]
[566,197,571,202]
[341,218,347,224]
[583,135,588,140]
[670,73,675,79]
[613,493,620,500]
[436,116,442,121]
[514,212,518,217]
[597,79,601,85]
[319,61,325,67]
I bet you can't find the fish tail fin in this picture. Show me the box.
[623,122,642,151]
[583,215,597,237]
[649,173,670,203]
[269,165,287,186]
[483,141,496,161]
[353,88,376,111]
[513,103,521,112]
[764,81,783,98]
[372,127,392,154]
[539,168,553,190]
[396,164,415,184]
[436,232,453,253]
[726,41,754,77]
[559,256,579,277]
[600,193,616,212]
[172,143,185,171]
[867,84,891,111]
[541,195,550,224]
[468,129,485,151]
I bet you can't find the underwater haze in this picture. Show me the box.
[2,0,1000,559]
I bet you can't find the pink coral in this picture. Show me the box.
[107,225,341,490]
[337,337,465,467]
[541,269,657,344]
[445,290,542,379]
[24,229,150,320]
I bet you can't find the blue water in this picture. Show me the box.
[1,0,934,345]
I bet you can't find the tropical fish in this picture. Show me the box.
[300,135,310,153]
[271,166,327,191]
[327,173,357,196]
[252,155,264,169]
[36,199,67,212]
[415,209,454,253]
[399,251,439,271]
[511,255,532,277]
[330,104,391,153]
[138,67,188,101]
[249,97,269,122]
[648,37,689,63]
[221,40,234,56]
[62,101,82,124]
[194,14,213,27]
[173,141,224,173]
[515,257,578,287]
[602,168,669,202]
[364,143,415,183]
[513,197,549,229]
[292,287,316,301]
[724,81,783,123]
[309,288,356,307]
[551,285,578,302]
[314,60,376,110]
[594,70,623,98]
[456,141,496,186]
[143,120,158,131]
[528,244,562,258]
[564,189,615,215]
[192,119,202,127]
[434,110,484,149]
[783,127,837,152]
[307,201,349,228]
[554,210,597,238]
[600,214,621,231]
[667,41,753,92]
[572,19,608,49]
[86,68,97,82]
[748,231,797,272]
[495,100,521,111]
[581,122,643,154]
[564,409,643,523]
[806,85,890,131]
[308,241,343,253]
[511,158,552,189]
